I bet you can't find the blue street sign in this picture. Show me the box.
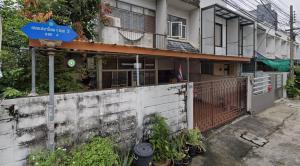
[22,20,78,42]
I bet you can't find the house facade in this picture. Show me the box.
[88,0,251,90]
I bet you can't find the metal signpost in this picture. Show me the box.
[22,20,77,151]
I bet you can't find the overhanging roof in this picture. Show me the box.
[203,4,254,26]
[29,40,251,62]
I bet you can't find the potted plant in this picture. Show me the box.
[173,152,186,166]
[149,115,172,166]
[186,129,206,157]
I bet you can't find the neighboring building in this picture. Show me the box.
[251,3,278,29]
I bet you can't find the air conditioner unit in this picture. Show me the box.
[106,15,121,28]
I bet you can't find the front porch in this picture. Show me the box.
[29,40,250,91]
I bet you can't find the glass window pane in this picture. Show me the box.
[182,25,186,39]
[171,22,181,37]
[103,57,117,69]
[145,71,155,85]
[103,72,112,89]
[215,23,222,47]
[118,71,128,87]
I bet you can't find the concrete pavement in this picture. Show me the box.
[191,99,300,166]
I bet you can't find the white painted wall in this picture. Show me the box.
[201,7,215,54]
[156,0,167,35]
[242,25,255,57]
[227,18,239,56]
[189,8,200,48]
[275,37,281,58]
[0,83,190,166]
[266,35,275,59]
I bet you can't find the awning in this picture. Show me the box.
[29,40,251,62]
[256,52,290,72]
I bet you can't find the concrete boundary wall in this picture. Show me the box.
[0,83,190,166]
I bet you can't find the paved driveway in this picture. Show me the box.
[191,100,300,166]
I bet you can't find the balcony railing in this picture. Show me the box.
[153,34,167,50]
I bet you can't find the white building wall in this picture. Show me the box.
[189,8,200,48]
[156,0,168,35]
[242,25,255,57]
[275,37,281,58]
[266,35,275,59]
[227,18,239,56]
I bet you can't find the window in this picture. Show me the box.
[201,62,213,75]
[110,2,156,33]
[215,23,223,47]
[168,15,187,39]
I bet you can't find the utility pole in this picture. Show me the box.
[290,5,295,79]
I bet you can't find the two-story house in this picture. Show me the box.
[88,0,252,89]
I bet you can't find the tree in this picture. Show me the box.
[0,0,111,98]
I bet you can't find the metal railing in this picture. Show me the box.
[253,75,271,95]
[193,77,247,132]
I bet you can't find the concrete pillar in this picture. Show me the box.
[156,0,167,35]
[155,58,159,85]
[29,48,37,96]
[187,82,193,129]
[96,57,103,89]
[247,76,253,113]
[189,8,200,48]
[282,72,288,98]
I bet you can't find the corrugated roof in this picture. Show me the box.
[167,40,199,53]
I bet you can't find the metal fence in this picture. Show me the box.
[193,77,248,132]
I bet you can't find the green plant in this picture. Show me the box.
[118,151,133,166]
[27,137,119,166]
[285,78,300,98]
[149,115,172,162]
[173,151,186,161]
[71,137,119,166]
[28,148,71,166]
[3,87,25,99]
[186,129,206,152]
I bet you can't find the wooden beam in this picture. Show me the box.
[29,40,251,62]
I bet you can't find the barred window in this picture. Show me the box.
[110,2,155,33]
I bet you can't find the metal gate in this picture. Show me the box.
[193,77,247,132]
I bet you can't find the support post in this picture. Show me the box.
[290,5,295,79]
[155,57,158,85]
[187,82,193,129]
[187,57,190,82]
[96,57,103,89]
[47,50,55,151]
[136,55,140,86]
[29,48,37,96]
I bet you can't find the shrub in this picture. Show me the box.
[28,148,70,166]
[285,78,300,98]
[71,138,119,166]
[149,115,172,162]
[27,137,119,166]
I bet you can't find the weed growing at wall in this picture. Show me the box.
[28,138,119,166]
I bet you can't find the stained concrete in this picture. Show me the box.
[191,99,300,166]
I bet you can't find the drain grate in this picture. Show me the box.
[241,132,268,147]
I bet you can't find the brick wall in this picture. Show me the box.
[0,83,189,166]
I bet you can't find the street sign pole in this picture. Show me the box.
[22,20,78,152]
[48,49,55,151]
